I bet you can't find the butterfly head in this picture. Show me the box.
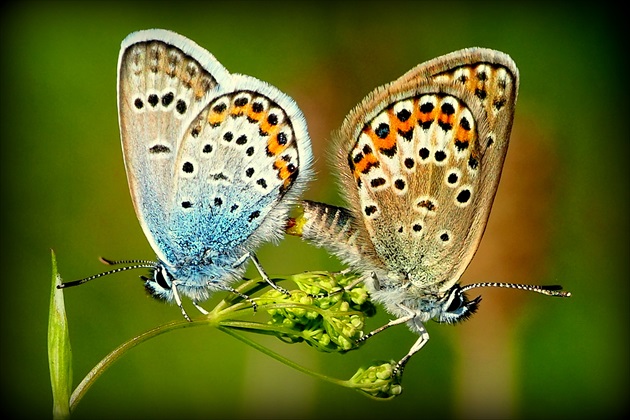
[142,263,175,302]
[374,280,480,326]
[432,281,571,324]
[432,284,481,324]
[142,260,227,305]
[389,279,570,328]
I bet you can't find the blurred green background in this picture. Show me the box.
[2,1,627,418]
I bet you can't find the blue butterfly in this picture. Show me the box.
[60,29,312,320]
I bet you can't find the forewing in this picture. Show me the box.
[117,30,229,264]
[334,48,518,291]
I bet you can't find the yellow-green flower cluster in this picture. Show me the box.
[349,361,403,400]
[260,272,375,352]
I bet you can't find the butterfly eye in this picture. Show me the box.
[446,289,465,312]
[154,267,172,290]
[437,286,481,324]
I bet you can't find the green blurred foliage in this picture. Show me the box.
[2,1,627,418]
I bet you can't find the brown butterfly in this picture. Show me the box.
[288,48,570,376]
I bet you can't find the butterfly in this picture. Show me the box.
[287,48,570,375]
[59,29,313,320]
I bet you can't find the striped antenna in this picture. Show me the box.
[99,257,156,266]
[460,282,571,297]
[56,258,156,289]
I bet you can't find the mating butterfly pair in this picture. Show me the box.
[60,30,569,374]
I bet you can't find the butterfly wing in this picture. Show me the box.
[334,48,519,292]
[119,30,312,274]
[167,75,312,268]
[118,29,230,265]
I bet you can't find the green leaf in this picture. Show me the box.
[48,250,72,419]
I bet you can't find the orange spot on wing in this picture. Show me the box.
[266,132,287,156]
[247,109,259,121]
[208,111,226,126]
[390,107,416,134]
[259,119,279,136]
[352,148,380,179]
[273,159,298,192]
[231,106,245,117]
[416,100,436,125]
[456,125,474,143]
[273,159,293,181]
[367,125,396,154]
[438,111,455,127]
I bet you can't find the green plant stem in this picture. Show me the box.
[68,297,353,410]
[62,272,376,411]
[69,318,196,410]
[67,284,259,410]
[218,326,348,388]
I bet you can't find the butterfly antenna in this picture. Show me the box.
[57,261,156,289]
[100,257,156,266]
[460,282,571,298]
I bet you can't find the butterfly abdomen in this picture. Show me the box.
[287,200,381,270]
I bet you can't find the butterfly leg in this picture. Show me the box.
[333,271,369,294]
[221,284,258,311]
[309,269,369,300]
[343,273,367,290]
[234,252,291,296]
[393,321,430,378]
[170,282,192,322]
[357,302,415,344]
[192,301,209,315]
